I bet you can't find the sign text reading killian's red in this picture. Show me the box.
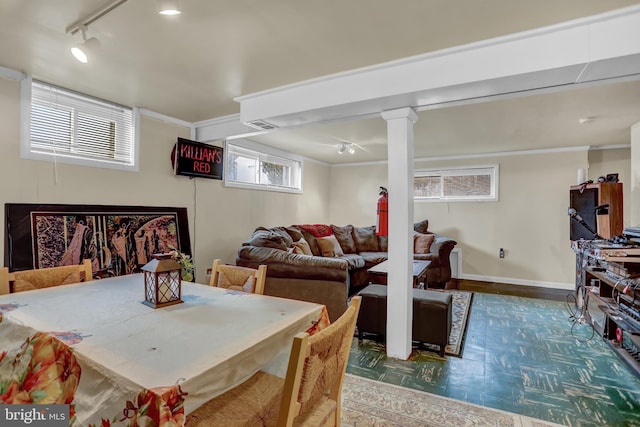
[180,144,222,164]
[172,137,223,180]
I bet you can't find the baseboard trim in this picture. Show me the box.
[461,274,574,290]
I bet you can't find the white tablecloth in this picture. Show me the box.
[0,274,329,426]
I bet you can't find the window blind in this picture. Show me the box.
[414,166,497,201]
[30,81,135,167]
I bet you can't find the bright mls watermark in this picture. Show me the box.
[1,405,69,426]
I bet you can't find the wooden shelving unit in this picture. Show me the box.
[583,268,640,377]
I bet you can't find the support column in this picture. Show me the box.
[381,107,417,360]
[631,121,640,226]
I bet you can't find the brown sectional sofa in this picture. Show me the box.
[236,220,457,322]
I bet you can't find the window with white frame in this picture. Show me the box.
[224,139,303,193]
[21,79,138,171]
[414,165,498,201]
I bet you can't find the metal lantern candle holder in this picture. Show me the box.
[142,253,183,308]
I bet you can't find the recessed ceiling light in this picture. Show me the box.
[158,0,182,15]
[578,117,596,124]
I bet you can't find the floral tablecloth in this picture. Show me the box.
[0,274,329,426]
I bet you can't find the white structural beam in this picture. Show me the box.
[194,114,270,143]
[236,6,640,129]
[382,107,417,360]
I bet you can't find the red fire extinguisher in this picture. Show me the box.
[376,186,388,236]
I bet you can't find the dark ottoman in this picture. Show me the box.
[356,284,452,357]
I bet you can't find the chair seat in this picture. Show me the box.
[187,296,361,427]
[187,371,282,426]
[186,371,337,426]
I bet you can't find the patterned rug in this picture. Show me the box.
[341,374,565,427]
[439,289,472,356]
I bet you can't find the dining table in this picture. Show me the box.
[0,273,330,426]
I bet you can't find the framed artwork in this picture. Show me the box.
[4,204,191,278]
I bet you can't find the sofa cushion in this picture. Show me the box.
[284,226,304,242]
[270,226,294,248]
[413,219,429,233]
[248,230,288,251]
[331,224,357,254]
[341,254,366,270]
[296,228,321,256]
[317,235,345,257]
[292,238,312,256]
[358,252,388,268]
[414,232,435,254]
[413,252,439,265]
[353,226,379,252]
[297,224,332,237]
[238,246,348,269]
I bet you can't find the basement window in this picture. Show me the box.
[21,79,139,171]
[224,138,303,193]
[414,165,498,201]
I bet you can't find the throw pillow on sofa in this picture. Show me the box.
[352,225,379,252]
[331,224,357,254]
[317,235,345,257]
[295,227,322,256]
[297,224,332,237]
[414,219,429,233]
[292,238,313,256]
[414,232,435,253]
[248,230,289,251]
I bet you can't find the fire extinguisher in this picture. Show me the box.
[376,186,388,236]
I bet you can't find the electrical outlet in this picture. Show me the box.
[499,248,505,258]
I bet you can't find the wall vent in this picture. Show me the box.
[246,120,278,131]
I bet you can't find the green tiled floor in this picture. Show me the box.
[346,292,640,427]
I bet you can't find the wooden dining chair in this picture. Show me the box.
[0,259,93,295]
[208,259,267,295]
[186,296,362,427]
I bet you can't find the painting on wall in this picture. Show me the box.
[4,204,191,278]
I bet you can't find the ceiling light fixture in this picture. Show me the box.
[338,142,356,155]
[70,25,100,64]
[578,116,596,125]
[66,0,129,63]
[158,0,182,15]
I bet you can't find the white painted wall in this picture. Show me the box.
[329,147,631,289]
[0,75,631,289]
[0,77,331,283]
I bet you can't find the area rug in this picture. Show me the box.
[439,289,472,356]
[341,374,565,427]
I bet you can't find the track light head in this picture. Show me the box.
[70,25,100,64]
[71,37,100,64]
[337,142,356,155]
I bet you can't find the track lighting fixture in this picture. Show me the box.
[158,0,182,15]
[65,0,180,64]
[70,25,100,64]
[338,142,356,155]
[66,0,129,64]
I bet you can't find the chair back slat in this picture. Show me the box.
[277,296,361,426]
[209,259,267,294]
[1,259,93,295]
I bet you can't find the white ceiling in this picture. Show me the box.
[1,0,640,164]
